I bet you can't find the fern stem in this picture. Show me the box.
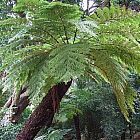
[37,27,60,44]
[59,15,69,44]
[59,35,66,44]
[73,28,78,44]
[45,30,60,44]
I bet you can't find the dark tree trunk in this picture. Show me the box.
[0,87,29,126]
[121,130,125,140]
[16,81,72,140]
[73,114,81,140]
[11,94,29,123]
[10,87,29,124]
[85,111,102,140]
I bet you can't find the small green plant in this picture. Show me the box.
[0,124,22,140]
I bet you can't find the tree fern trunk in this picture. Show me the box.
[74,114,81,140]
[16,81,72,140]
[1,87,29,126]
[121,130,125,140]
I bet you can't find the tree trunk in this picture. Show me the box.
[10,94,29,123]
[121,130,125,140]
[10,87,29,124]
[85,111,102,140]
[73,114,81,140]
[0,87,29,126]
[16,81,72,140]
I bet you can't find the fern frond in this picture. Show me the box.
[87,49,130,119]
[124,84,137,112]
[0,2,84,102]
[88,6,140,120]
[90,6,137,23]
[1,2,140,120]
[48,43,89,82]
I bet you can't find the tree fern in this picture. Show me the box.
[0,1,140,120]
[0,1,86,102]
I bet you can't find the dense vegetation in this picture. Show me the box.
[0,0,140,140]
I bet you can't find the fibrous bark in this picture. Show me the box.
[85,111,102,140]
[16,81,72,140]
[73,114,81,140]
[0,87,29,126]
[10,94,29,123]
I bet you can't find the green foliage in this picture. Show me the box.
[0,77,9,108]
[55,101,82,122]
[46,77,128,139]
[0,0,8,19]
[0,107,31,140]
[89,6,140,120]
[47,129,64,140]
[0,124,22,140]
[0,1,83,101]
[0,1,140,120]
[70,78,127,139]
[35,128,71,140]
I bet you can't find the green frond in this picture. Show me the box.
[124,84,137,112]
[87,49,130,120]
[0,2,140,121]
[75,20,98,37]
[89,6,140,72]
[13,0,44,12]
[0,1,92,98]
[30,2,82,44]
[88,7,140,120]
[48,43,89,82]
[0,18,27,48]
[90,6,138,24]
